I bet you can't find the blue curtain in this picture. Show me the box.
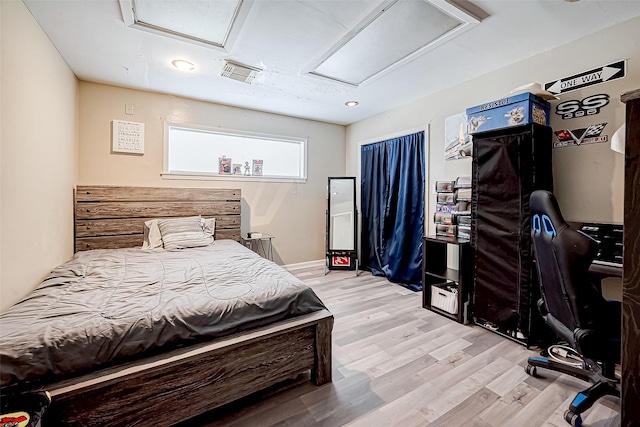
[361,131,425,291]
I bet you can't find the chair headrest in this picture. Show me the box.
[530,190,567,237]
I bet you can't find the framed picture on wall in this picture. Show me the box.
[111,120,144,154]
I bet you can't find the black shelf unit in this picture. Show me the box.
[422,235,473,324]
[471,123,553,345]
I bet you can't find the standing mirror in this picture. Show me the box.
[326,177,358,273]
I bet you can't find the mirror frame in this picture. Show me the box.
[327,176,357,252]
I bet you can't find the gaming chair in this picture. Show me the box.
[526,190,621,427]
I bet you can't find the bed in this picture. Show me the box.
[0,186,333,427]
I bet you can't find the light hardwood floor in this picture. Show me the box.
[183,267,620,427]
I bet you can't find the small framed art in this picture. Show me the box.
[112,120,144,154]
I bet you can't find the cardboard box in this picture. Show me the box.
[434,212,453,225]
[455,176,471,188]
[436,201,469,214]
[455,188,472,201]
[436,224,456,238]
[436,192,455,204]
[466,92,550,134]
[436,180,456,192]
[457,224,471,240]
[454,214,471,226]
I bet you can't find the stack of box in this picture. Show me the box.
[435,180,456,238]
[435,177,472,239]
[453,176,471,240]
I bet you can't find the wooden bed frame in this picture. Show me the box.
[74,185,242,250]
[31,185,333,427]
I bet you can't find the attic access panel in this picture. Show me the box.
[119,0,250,50]
[306,0,479,86]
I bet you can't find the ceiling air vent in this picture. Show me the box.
[221,61,262,84]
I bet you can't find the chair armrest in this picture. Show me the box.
[537,298,548,316]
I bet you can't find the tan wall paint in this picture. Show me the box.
[347,16,640,235]
[78,82,345,265]
[0,1,78,310]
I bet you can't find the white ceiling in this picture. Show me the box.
[23,0,640,125]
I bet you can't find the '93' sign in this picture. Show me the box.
[555,94,610,120]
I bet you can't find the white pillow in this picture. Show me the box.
[201,217,216,239]
[157,216,213,250]
[142,219,163,249]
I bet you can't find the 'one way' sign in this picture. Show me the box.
[544,60,626,96]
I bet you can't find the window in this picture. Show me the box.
[163,123,307,181]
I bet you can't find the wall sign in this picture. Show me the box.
[555,94,610,120]
[444,113,472,161]
[112,120,144,154]
[545,60,625,95]
[554,123,608,148]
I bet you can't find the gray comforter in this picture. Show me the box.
[0,240,326,387]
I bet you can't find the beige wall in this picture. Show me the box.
[78,82,345,265]
[0,0,78,309]
[347,16,640,234]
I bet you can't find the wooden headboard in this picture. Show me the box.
[75,186,241,252]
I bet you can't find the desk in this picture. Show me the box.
[589,261,622,301]
[242,234,274,261]
[571,221,623,299]
[589,261,622,278]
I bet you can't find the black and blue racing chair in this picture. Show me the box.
[526,190,621,427]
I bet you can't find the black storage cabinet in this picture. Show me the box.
[471,123,553,344]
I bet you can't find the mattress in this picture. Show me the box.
[0,240,326,388]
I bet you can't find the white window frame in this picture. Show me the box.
[162,122,308,182]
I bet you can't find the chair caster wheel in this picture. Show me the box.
[525,364,537,377]
[564,410,582,427]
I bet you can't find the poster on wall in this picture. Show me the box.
[111,120,144,154]
[444,113,472,160]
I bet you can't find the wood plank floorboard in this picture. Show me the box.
[182,268,620,427]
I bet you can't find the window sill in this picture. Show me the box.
[161,172,307,183]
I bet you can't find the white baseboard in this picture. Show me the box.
[283,259,325,271]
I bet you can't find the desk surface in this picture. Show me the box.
[589,261,623,278]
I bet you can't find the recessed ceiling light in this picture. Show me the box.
[172,59,195,71]
[345,101,359,107]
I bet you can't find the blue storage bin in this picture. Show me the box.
[466,92,550,134]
